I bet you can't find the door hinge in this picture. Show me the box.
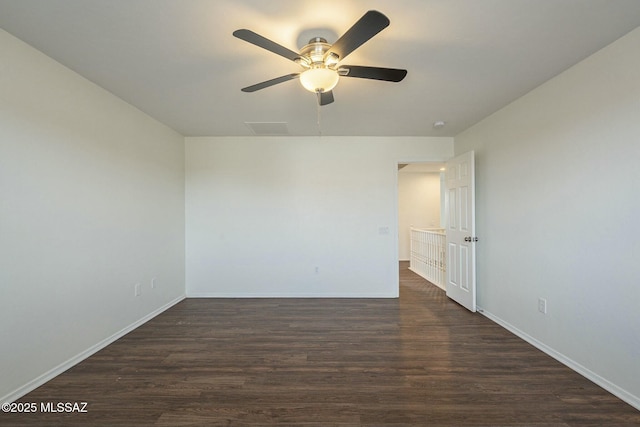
[464,236,479,242]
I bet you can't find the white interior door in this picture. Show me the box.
[445,151,476,312]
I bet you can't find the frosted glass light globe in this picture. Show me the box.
[299,68,339,93]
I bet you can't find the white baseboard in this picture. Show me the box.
[477,306,640,411]
[1,295,185,404]
[186,292,397,298]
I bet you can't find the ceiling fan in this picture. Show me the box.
[233,10,407,106]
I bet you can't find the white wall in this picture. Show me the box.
[397,171,441,260]
[455,27,640,408]
[186,136,453,297]
[0,29,186,401]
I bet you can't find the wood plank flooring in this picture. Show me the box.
[3,262,639,426]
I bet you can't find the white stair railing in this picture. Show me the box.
[409,227,446,290]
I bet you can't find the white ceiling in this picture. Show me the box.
[1,0,639,137]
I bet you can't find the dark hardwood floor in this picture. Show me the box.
[3,262,639,426]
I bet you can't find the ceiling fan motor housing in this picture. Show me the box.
[297,37,339,69]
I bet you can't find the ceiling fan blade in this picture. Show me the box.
[233,29,300,62]
[340,65,407,82]
[241,73,300,92]
[326,10,390,61]
[317,90,335,106]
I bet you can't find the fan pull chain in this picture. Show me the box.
[316,91,323,136]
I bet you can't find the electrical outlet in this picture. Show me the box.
[538,298,547,314]
[151,278,156,289]
[134,283,141,297]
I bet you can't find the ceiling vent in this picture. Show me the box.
[244,122,290,136]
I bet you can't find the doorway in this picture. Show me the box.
[396,152,477,312]
[397,162,446,289]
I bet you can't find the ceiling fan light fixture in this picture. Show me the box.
[299,68,339,93]
[233,10,406,106]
